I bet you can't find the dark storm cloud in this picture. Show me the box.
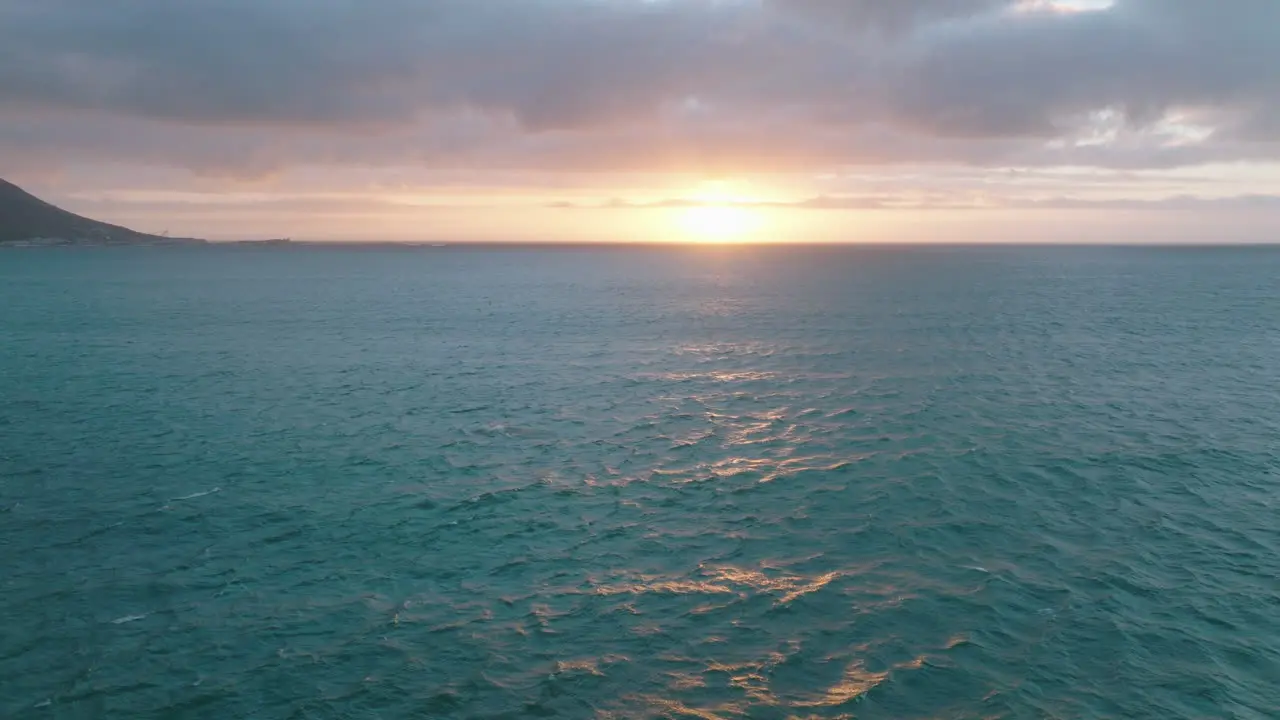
[0,0,1277,174]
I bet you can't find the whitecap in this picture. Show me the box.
[170,487,221,502]
[111,614,148,625]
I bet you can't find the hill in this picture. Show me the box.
[0,179,204,245]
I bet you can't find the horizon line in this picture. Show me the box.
[167,239,1280,249]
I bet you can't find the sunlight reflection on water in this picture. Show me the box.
[2,247,1279,718]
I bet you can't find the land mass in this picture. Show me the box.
[0,178,205,246]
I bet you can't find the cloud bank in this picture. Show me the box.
[1,0,1278,177]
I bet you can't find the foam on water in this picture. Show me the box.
[109,614,149,625]
[169,487,222,501]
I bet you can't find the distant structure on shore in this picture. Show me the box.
[0,179,205,246]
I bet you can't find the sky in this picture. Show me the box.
[2,0,1279,243]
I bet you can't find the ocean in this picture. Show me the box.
[2,245,1278,719]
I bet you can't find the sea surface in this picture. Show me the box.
[2,245,1279,719]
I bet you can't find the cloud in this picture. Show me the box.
[0,0,1277,177]
[769,0,1012,35]
[883,0,1280,141]
[552,192,1280,212]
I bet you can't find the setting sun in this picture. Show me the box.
[671,179,768,242]
[679,205,760,242]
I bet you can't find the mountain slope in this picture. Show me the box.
[0,179,203,245]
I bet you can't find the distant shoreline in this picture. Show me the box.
[2,237,206,248]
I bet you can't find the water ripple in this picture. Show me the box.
[2,247,1279,718]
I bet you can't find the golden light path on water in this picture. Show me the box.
[562,340,970,718]
[420,330,989,719]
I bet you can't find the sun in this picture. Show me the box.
[678,204,760,242]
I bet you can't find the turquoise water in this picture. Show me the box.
[2,245,1278,719]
